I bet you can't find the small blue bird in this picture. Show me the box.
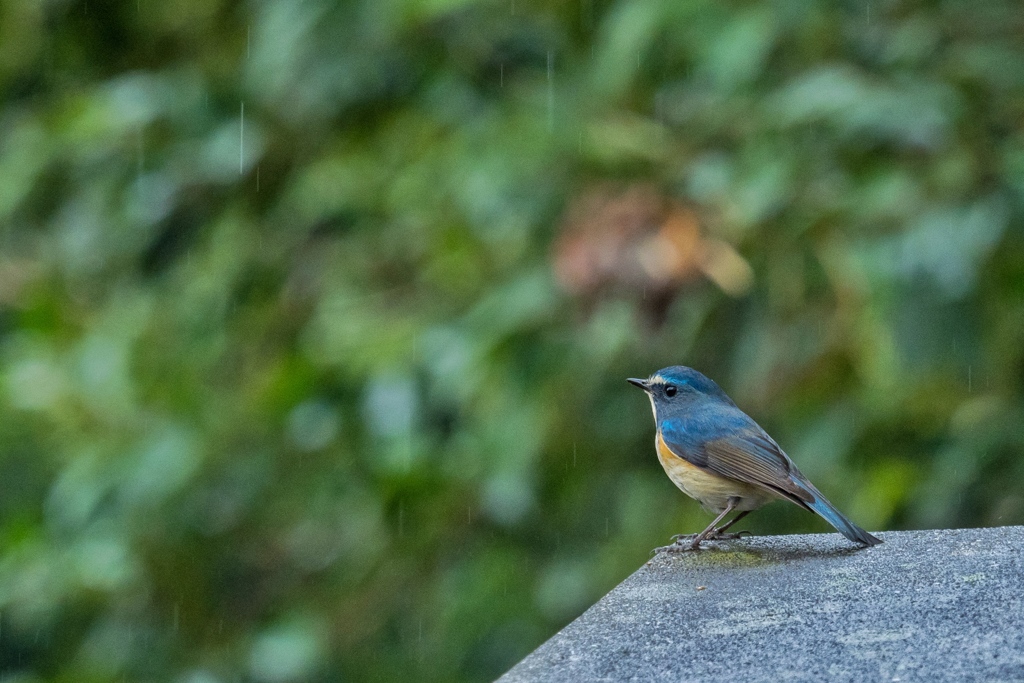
[629,366,881,551]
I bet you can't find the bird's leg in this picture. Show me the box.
[657,498,739,553]
[715,510,749,533]
[708,510,752,539]
[669,510,748,543]
[688,499,740,549]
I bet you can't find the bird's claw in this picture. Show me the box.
[653,541,698,554]
[708,529,752,540]
[654,529,753,554]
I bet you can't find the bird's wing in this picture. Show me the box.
[698,429,814,505]
[655,421,815,507]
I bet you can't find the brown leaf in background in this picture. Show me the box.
[553,184,752,320]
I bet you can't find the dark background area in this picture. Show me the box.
[1,0,1023,680]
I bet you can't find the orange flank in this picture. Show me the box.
[655,432,775,514]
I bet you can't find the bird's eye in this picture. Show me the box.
[664,384,677,397]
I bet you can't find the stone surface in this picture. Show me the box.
[499,527,1024,682]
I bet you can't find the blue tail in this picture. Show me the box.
[793,478,882,547]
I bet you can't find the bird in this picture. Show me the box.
[628,366,882,551]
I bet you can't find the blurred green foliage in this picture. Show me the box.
[1,0,1024,680]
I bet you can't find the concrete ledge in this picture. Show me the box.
[500,527,1024,682]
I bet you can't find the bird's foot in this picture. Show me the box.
[654,529,752,554]
[655,534,707,553]
[653,541,697,554]
[707,529,752,541]
[671,529,751,543]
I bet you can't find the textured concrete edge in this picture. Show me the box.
[497,526,1024,682]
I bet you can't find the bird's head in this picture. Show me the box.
[627,365,733,414]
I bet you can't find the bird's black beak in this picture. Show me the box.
[627,378,650,392]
